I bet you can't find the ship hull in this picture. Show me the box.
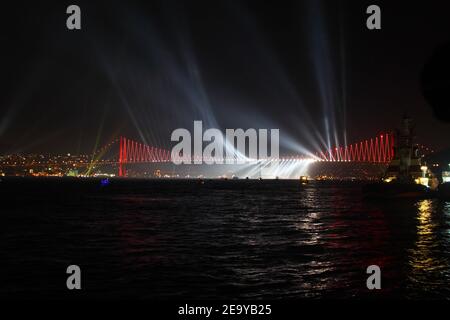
[363,182,432,199]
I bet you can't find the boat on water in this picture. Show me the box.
[363,116,438,199]
[363,181,433,199]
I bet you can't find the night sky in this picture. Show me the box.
[1,0,450,154]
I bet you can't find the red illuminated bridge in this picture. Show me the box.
[93,133,395,177]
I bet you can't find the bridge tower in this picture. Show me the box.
[119,136,126,177]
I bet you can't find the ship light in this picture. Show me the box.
[418,177,429,187]
[420,166,428,178]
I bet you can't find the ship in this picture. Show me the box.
[363,115,437,199]
[299,176,309,184]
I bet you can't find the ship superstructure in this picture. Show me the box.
[384,116,427,185]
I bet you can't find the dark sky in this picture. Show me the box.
[1,0,450,154]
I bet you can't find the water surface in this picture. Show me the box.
[2,178,450,299]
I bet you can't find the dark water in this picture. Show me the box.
[1,177,450,299]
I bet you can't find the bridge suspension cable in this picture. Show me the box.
[118,137,171,176]
[318,133,395,163]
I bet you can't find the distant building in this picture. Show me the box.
[67,169,79,177]
[443,171,450,183]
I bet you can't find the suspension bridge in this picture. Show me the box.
[90,133,396,177]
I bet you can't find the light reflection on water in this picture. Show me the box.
[407,200,450,298]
